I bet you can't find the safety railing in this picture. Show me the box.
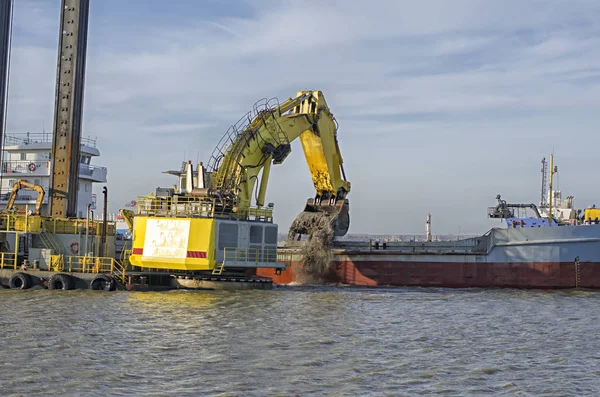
[49,255,126,284]
[136,195,217,218]
[79,164,107,181]
[0,252,18,270]
[223,247,278,266]
[4,132,97,147]
[1,160,51,175]
[247,207,274,222]
[0,212,116,235]
[135,195,274,222]
[276,252,295,267]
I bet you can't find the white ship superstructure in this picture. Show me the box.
[0,132,107,217]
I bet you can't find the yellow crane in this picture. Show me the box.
[128,90,351,273]
[4,180,46,215]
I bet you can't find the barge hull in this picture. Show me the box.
[259,260,600,289]
[259,225,600,289]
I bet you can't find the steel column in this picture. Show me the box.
[49,0,90,218]
[0,0,13,151]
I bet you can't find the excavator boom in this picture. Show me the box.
[187,90,351,239]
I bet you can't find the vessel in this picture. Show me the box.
[0,132,106,216]
[258,156,600,289]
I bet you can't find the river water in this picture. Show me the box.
[1,286,599,396]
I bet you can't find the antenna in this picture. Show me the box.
[196,149,200,164]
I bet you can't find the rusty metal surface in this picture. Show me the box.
[49,0,90,218]
[0,0,13,151]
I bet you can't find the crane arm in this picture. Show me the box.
[187,90,351,238]
[5,180,46,215]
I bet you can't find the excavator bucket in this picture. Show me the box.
[288,198,350,241]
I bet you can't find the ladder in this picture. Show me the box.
[575,256,581,289]
[111,259,127,285]
[212,262,225,275]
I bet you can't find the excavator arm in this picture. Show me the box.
[187,90,351,239]
[5,179,46,215]
[119,209,135,232]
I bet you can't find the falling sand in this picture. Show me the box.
[288,211,335,283]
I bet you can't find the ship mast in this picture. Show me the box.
[540,157,547,207]
[548,154,557,226]
[426,213,432,242]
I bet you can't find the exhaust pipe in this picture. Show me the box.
[185,161,223,199]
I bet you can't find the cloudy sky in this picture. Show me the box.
[5,0,600,235]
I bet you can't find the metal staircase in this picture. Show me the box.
[111,260,127,285]
[39,232,64,255]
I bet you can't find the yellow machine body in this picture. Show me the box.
[129,217,217,271]
[584,208,600,222]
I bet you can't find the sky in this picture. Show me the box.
[4,0,600,235]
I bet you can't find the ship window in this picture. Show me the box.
[250,225,262,244]
[34,179,40,186]
[264,226,277,244]
[20,153,26,161]
[85,183,89,192]
[8,179,16,187]
[218,223,238,250]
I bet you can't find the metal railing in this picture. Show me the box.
[223,247,278,265]
[136,195,217,218]
[50,254,126,284]
[79,164,107,179]
[0,212,116,235]
[4,133,97,148]
[276,252,295,267]
[1,161,106,180]
[135,195,274,222]
[0,252,18,269]
[2,160,51,175]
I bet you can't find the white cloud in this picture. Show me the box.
[4,0,600,234]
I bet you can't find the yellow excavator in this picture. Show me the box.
[3,179,45,215]
[186,89,351,238]
[128,90,350,273]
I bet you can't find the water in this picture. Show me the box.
[1,286,599,396]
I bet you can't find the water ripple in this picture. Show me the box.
[0,287,599,396]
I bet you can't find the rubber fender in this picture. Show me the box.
[9,272,32,290]
[89,274,116,291]
[48,273,75,290]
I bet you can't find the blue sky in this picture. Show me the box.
[5,0,600,235]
